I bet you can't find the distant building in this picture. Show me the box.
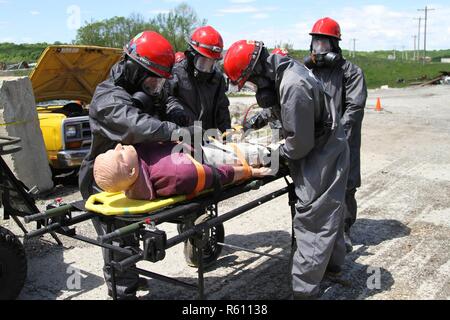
[441,58,450,63]
[387,55,396,60]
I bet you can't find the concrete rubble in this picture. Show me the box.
[0,76,53,193]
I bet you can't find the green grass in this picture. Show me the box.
[346,56,449,89]
[343,50,450,89]
[288,49,450,89]
[2,42,449,89]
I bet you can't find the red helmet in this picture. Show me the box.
[188,25,224,60]
[310,17,342,40]
[175,51,186,63]
[223,40,264,90]
[124,31,175,78]
[271,48,289,57]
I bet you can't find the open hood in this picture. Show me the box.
[30,45,122,103]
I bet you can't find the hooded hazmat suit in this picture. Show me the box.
[78,60,180,299]
[264,54,350,297]
[79,60,179,198]
[165,58,231,132]
[309,57,367,232]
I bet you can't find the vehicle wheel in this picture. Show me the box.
[180,215,224,268]
[0,226,27,300]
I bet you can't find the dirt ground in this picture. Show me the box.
[1,85,450,300]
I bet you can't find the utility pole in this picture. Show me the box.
[351,38,357,58]
[412,35,417,61]
[418,6,435,64]
[413,17,422,60]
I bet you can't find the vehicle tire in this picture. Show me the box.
[180,215,224,268]
[0,226,27,300]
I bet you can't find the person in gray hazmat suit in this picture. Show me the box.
[223,40,349,299]
[165,25,231,132]
[304,17,367,253]
[79,31,193,299]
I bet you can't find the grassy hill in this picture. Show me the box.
[1,42,449,89]
[288,49,450,89]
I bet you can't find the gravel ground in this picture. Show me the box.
[1,85,450,300]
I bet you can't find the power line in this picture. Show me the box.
[418,6,435,64]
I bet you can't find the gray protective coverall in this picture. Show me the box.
[266,55,349,297]
[166,59,231,132]
[78,61,179,298]
[311,59,367,230]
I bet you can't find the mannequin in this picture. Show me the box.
[94,141,272,200]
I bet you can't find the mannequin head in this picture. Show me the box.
[94,144,140,193]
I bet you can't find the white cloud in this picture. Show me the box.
[221,4,450,51]
[331,5,450,51]
[30,10,40,15]
[223,26,299,49]
[217,4,278,21]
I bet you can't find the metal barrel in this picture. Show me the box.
[24,204,74,223]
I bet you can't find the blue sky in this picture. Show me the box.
[1,0,449,51]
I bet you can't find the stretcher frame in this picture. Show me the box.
[0,136,296,300]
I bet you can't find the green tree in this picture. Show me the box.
[153,3,207,52]
[74,3,206,51]
[75,14,156,48]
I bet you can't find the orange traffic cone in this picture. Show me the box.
[375,98,382,112]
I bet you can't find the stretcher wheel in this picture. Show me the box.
[180,214,224,268]
[0,226,27,300]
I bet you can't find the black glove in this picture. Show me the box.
[243,110,271,131]
[166,108,192,127]
[131,91,154,113]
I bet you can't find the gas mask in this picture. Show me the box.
[313,51,339,67]
[245,66,278,109]
[141,76,166,96]
[255,87,278,109]
[122,58,165,96]
[194,55,216,74]
[305,36,340,68]
[187,51,216,82]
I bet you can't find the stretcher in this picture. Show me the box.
[0,136,296,300]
